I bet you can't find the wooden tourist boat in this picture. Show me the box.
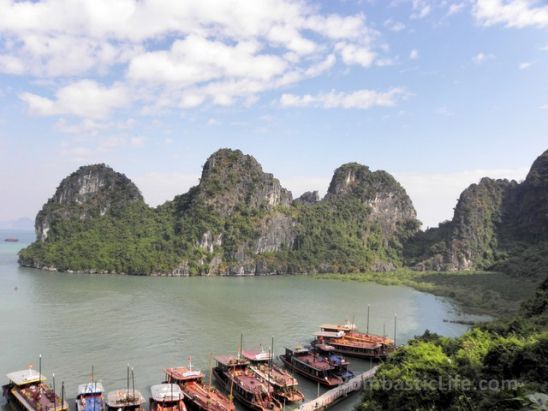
[76,382,105,411]
[316,322,395,359]
[310,343,354,381]
[165,364,234,411]
[241,350,304,404]
[3,368,68,411]
[149,384,186,411]
[212,355,281,411]
[105,389,145,411]
[279,347,343,388]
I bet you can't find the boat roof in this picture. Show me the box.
[294,354,334,371]
[321,323,356,332]
[150,384,183,402]
[6,369,45,386]
[241,350,272,362]
[165,367,204,381]
[78,382,105,395]
[314,331,345,338]
[106,389,145,407]
[314,344,336,352]
[285,346,309,355]
[214,355,249,367]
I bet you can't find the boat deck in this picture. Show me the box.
[182,381,234,411]
[294,354,334,371]
[230,370,271,394]
[12,384,67,411]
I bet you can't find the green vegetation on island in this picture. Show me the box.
[357,276,548,410]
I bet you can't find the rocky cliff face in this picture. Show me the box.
[19,148,425,276]
[410,149,548,275]
[197,149,292,215]
[409,178,516,271]
[326,163,419,241]
[36,164,143,241]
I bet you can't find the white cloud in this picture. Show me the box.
[280,88,407,109]
[411,0,432,19]
[20,80,130,119]
[473,52,495,64]
[473,0,548,28]
[128,36,288,86]
[395,167,528,228]
[384,19,406,32]
[409,49,419,60]
[335,42,376,67]
[0,0,393,115]
[518,61,534,69]
[540,104,548,111]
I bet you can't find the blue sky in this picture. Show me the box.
[0,0,547,228]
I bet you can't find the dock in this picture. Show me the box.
[298,366,379,411]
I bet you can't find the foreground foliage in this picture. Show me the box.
[357,276,548,411]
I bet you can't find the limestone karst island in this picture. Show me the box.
[1,1,547,411]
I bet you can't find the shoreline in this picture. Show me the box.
[312,270,542,318]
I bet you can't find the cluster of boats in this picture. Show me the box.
[2,322,395,411]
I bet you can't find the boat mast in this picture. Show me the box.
[126,364,130,398]
[239,333,243,360]
[53,373,56,411]
[367,304,370,335]
[61,381,65,411]
[131,368,135,402]
[208,353,213,390]
[38,354,42,385]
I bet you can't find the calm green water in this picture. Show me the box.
[0,230,486,410]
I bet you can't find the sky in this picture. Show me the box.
[0,0,547,229]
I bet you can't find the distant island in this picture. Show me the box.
[18,148,548,278]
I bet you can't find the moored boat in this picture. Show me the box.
[315,322,395,359]
[105,389,145,411]
[279,347,343,388]
[212,355,281,411]
[165,365,234,411]
[149,384,186,411]
[76,382,105,411]
[311,343,354,381]
[241,350,304,404]
[3,368,68,411]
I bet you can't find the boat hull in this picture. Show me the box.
[326,345,389,360]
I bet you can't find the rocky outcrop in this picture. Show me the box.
[326,163,419,241]
[410,149,548,274]
[36,164,143,241]
[294,191,320,205]
[196,149,292,215]
[409,178,515,271]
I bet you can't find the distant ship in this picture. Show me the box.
[4,238,19,242]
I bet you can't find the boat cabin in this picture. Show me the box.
[106,389,145,411]
[149,384,185,411]
[77,382,105,411]
[4,369,68,411]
